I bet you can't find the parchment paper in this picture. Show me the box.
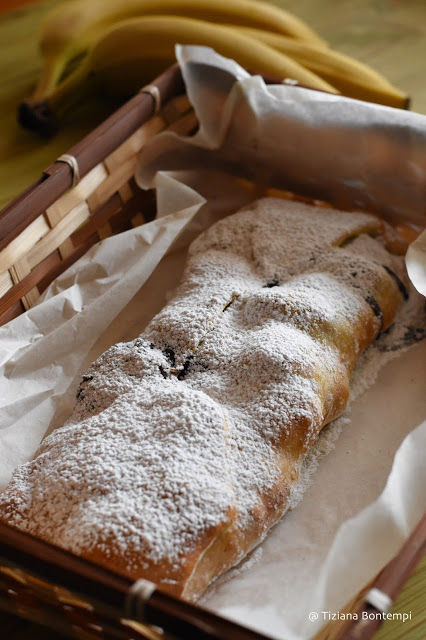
[1,45,425,640]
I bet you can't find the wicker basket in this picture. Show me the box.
[0,62,425,640]
[0,64,192,326]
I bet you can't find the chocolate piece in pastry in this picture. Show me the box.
[0,198,409,600]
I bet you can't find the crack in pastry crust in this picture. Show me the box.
[0,198,409,600]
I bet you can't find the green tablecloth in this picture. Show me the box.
[0,1,425,639]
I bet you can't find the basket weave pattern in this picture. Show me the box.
[0,92,196,327]
[0,562,168,639]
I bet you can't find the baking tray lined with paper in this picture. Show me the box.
[0,46,425,640]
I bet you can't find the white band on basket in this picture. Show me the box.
[57,153,80,187]
[125,578,156,622]
[283,78,299,86]
[365,588,393,613]
[140,84,161,114]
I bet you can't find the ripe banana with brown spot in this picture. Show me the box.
[232,25,408,109]
[34,0,327,100]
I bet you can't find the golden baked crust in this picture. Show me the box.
[0,198,408,600]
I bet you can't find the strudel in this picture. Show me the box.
[0,198,409,600]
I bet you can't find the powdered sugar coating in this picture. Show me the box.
[0,198,407,586]
[4,373,235,568]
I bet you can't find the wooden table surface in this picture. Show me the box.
[0,1,425,639]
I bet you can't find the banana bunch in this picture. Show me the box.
[33,0,327,99]
[21,0,408,135]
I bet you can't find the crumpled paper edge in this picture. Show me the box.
[0,189,205,489]
[305,417,426,637]
[407,229,426,295]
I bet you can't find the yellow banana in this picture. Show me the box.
[24,15,337,133]
[34,0,327,100]
[232,25,408,108]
